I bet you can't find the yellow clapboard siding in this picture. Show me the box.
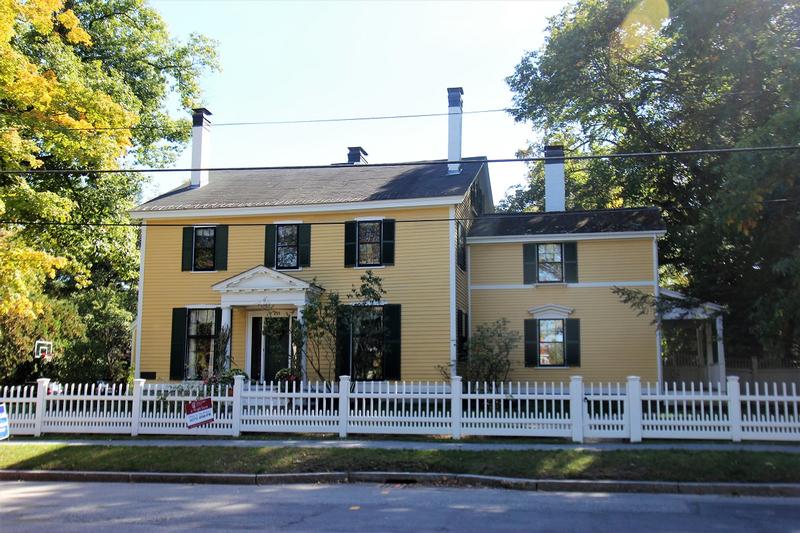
[470,287,658,382]
[469,238,655,286]
[139,206,453,381]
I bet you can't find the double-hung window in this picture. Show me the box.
[276,224,299,269]
[357,221,382,267]
[186,309,216,379]
[523,242,577,284]
[537,243,563,282]
[537,319,565,366]
[193,227,216,271]
[181,225,228,272]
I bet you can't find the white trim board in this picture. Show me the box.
[448,205,457,378]
[471,281,655,290]
[467,230,666,244]
[130,195,467,220]
[134,224,146,379]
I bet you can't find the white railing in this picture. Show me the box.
[1,376,799,443]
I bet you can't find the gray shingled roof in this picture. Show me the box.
[134,158,486,212]
[469,207,665,237]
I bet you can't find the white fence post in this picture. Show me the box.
[727,375,742,442]
[34,377,50,437]
[232,375,244,437]
[131,379,145,436]
[451,376,462,440]
[569,376,584,443]
[338,376,350,438]
[627,376,642,443]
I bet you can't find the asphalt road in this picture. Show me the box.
[1,481,799,532]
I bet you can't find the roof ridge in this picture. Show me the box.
[481,206,660,218]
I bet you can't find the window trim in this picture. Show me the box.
[536,242,564,283]
[356,220,383,267]
[192,226,216,272]
[537,318,567,368]
[185,308,217,379]
[275,223,301,270]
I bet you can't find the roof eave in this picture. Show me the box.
[466,229,667,244]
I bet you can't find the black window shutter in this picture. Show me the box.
[264,225,276,268]
[382,219,395,265]
[456,310,465,361]
[214,225,228,271]
[298,223,311,267]
[214,307,222,336]
[335,314,351,377]
[523,243,538,284]
[565,318,581,367]
[383,304,401,380]
[251,317,262,381]
[181,227,193,271]
[524,319,539,367]
[344,221,357,267]
[564,242,578,283]
[170,308,188,380]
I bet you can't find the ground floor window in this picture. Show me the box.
[186,309,216,379]
[351,306,385,381]
[538,319,565,366]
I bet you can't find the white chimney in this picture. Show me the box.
[544,144,565,211]
[191,108,212,188]
[447,87,463,175]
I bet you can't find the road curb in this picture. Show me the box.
[1,469,799,497]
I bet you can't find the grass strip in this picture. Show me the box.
[1,444,798,483]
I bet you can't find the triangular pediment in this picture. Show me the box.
[528,304,574,319]
[212,266,312,293]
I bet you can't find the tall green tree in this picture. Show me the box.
[0,0,218,383]
[504,0,799,360]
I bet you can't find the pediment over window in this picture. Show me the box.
[212,265,314,293]
[527,304,574,319]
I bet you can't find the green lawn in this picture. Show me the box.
[1,444,798,483]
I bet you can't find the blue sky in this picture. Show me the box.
[145,0,568,203]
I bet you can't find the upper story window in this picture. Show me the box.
[344,219,395,268]
[193,227,216,271]
[358,221,382,267]
[265,224,310,270]
[523,242,578,284]
[276,224,299,269]
[182,225,228,272]
[537,243,563,282]
[457,222,467,271]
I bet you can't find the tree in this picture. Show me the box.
[300,271,387,384]
[0,0,218,383]
[504,0,799,360]
[439,319,520,386]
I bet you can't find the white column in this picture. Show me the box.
[131,378,145,436]
[296,305,307,383]
[451,376,462,440]
[221,306,232,370]
[338,376,350,438]
[727,376,742,442]
[232,374,244,437]
[34,378,50,437]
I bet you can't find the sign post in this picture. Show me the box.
[185,398,214,429]
[0,403,9,441]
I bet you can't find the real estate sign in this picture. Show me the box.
[0,403,9,441]
[185,398,214,429]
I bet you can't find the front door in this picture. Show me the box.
[249,316,291,382]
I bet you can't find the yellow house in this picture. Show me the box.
[131,90,666,384]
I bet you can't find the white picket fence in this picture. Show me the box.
[1,376,799,442]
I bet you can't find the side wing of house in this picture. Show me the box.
[468,224,663,383]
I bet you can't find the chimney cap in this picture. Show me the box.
[347,146,368,164]
[447,87,464,107]
[192,108,212,127]
[544,144,565,159]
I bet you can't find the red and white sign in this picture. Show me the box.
[185,398,214,429]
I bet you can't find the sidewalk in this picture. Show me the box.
[4,437,800,453]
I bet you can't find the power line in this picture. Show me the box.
[0,144,797,176]
[0,108,512,133]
